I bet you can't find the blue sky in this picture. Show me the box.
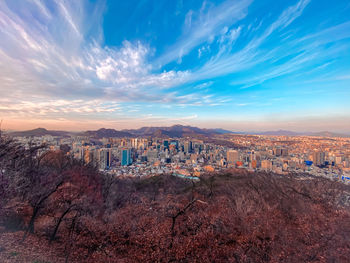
[0,0,349,132]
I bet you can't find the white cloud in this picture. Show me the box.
[0,0,189,107]
[155,0,252,66]
[0,98,121,118]
[189,0,312,81]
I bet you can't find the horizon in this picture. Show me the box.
[1,0,350,132]
[5,124,350,135]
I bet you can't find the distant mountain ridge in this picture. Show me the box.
[249,130,349,137]
[251,130,302,136]
[7,126,350,138]
[9,128,69,137]
[83,128,133,138]
[122,125,221,137]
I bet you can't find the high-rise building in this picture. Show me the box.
[98,148,112,170]
[131,138,138,149]
[84,148,94,164]
[121,148,132,166]
[227,150,239,164]
[312,151,325,166]
[163,140,169,149]
[184,141,192,153]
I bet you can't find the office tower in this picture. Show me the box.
[198,144,204,154]
[84,148,94,164]
[227,150,239,164]
[131,138,138,149]
[184,141,192,153]
[312,151,325,166]
[98,148,112,170]
[163,140,169,149]
[121,148,132,166]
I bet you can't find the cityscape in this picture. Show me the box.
[11,126,350,183]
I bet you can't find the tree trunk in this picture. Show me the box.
[22,206,39,241]
[22,181,63,241]
[50,206,73,242]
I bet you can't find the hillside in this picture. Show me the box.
[0,135,349,262]
[123,124,224,137]
[83,128,133,138]
[7,126,350,139]
[9,128,70,137]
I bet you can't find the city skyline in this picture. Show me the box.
[1,0,350,132]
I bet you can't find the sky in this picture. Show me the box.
[0,0,350,132]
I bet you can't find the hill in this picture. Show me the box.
[83,128,133,138]
[0,136,349,262]
[249,130,350,137]
[9,128,69,137]
[123,124,226,138]
[7,126,350,139]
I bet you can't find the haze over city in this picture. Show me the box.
[0,0,349,132]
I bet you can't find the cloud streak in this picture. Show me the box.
[0,0,189,105]
[190,0,312,81]
[154,0,252,66]
[0,0,349,131]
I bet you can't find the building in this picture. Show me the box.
[98,148,112,170]
[261,160,272,171]
[84,148,95,164]
[146,149,158,162]
[227,150,239,164]
[163,140,169,149]
[312,151,325,166]
[121,148,132,166]
[184,141,192,153]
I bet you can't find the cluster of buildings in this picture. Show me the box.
[13,133,350,183]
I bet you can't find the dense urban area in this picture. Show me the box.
[12,126,350,184]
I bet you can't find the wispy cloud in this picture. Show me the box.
[191,0,312,81]
[0,98,121,118]
[154,0,252,66]
[0,0,189,106]
[1,0,349,131]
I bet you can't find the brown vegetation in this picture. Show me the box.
[0,135,350,262]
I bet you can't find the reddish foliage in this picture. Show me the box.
[1,136,350,262]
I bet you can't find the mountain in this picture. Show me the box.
[8,126,349,139]
[209,128,237,134]
[252,130,303,136]
[249,130,350,137]
[83,128,133,138]
[123,125,223,138]
[9,128,69,137]
[308,131,350,138]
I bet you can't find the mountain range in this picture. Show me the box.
[6,126,350,138]
[250,130,350,137]
[8,128,70,137]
